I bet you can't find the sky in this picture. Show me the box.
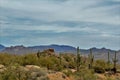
[0,0,120,50]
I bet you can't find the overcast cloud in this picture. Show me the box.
[0,0,120,50]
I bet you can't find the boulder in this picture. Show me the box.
[0,64,6,72]
[47,72,71,80]
[25,65,40,70]
[0,64,4,69]
[43,48,55,55]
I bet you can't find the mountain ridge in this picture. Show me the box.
[0,44,119,54]
[0,44,5,51]
[0,44,120,63]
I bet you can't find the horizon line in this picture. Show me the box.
[0,43,119,51]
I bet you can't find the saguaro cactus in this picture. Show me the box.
[107,52,110,64]
[88,49,94,69]
[76,47,81,71]
[37,50,40,58]
[59,53,62,65]
[112,51,118,73]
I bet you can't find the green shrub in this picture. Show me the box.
[74,69,97,80]
[94,66,105,73]
[63,69,73,77]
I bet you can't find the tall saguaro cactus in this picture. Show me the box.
[59,53,62,65]
[76,47,81,71]
[37,50,40,58]
[88,49,94,69]
[112,51,118,73]
[107,52,110,64]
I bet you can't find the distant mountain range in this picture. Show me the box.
[0,44,120,63]
[0,44,76,54]
[0,44,119,54]
[0,44,5,51]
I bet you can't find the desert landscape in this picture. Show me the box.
[0,45,120,80]
[0,0,120,80]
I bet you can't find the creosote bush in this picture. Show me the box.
[74,69,97,80]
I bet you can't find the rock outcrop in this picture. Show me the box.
[0,64,6,72]
[47,72,71,80]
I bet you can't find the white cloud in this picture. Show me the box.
[0,0,120,49]
[111,0,120,2]
[100,32,119,38]
[0,23,98,33]
[0,0,120,25]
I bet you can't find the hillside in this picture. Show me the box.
[1,44,119,54]
[29,44,76,53]
[0,44,5,51]
[1,44,76,54]
[0,44,120,63]
[0,49,120,80]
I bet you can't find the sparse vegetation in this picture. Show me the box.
[112,51,118,73]
[0,48,120,80]
[88,49,94,69]
[76,47,81,71]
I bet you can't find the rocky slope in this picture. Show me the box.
[0,64,120,80]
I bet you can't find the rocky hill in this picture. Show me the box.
[0,44,5,51]
[0,44,120,63]
[1,44,119,54]
[1,44,76,54]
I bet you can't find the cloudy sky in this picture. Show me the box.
[0,0,120,50]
